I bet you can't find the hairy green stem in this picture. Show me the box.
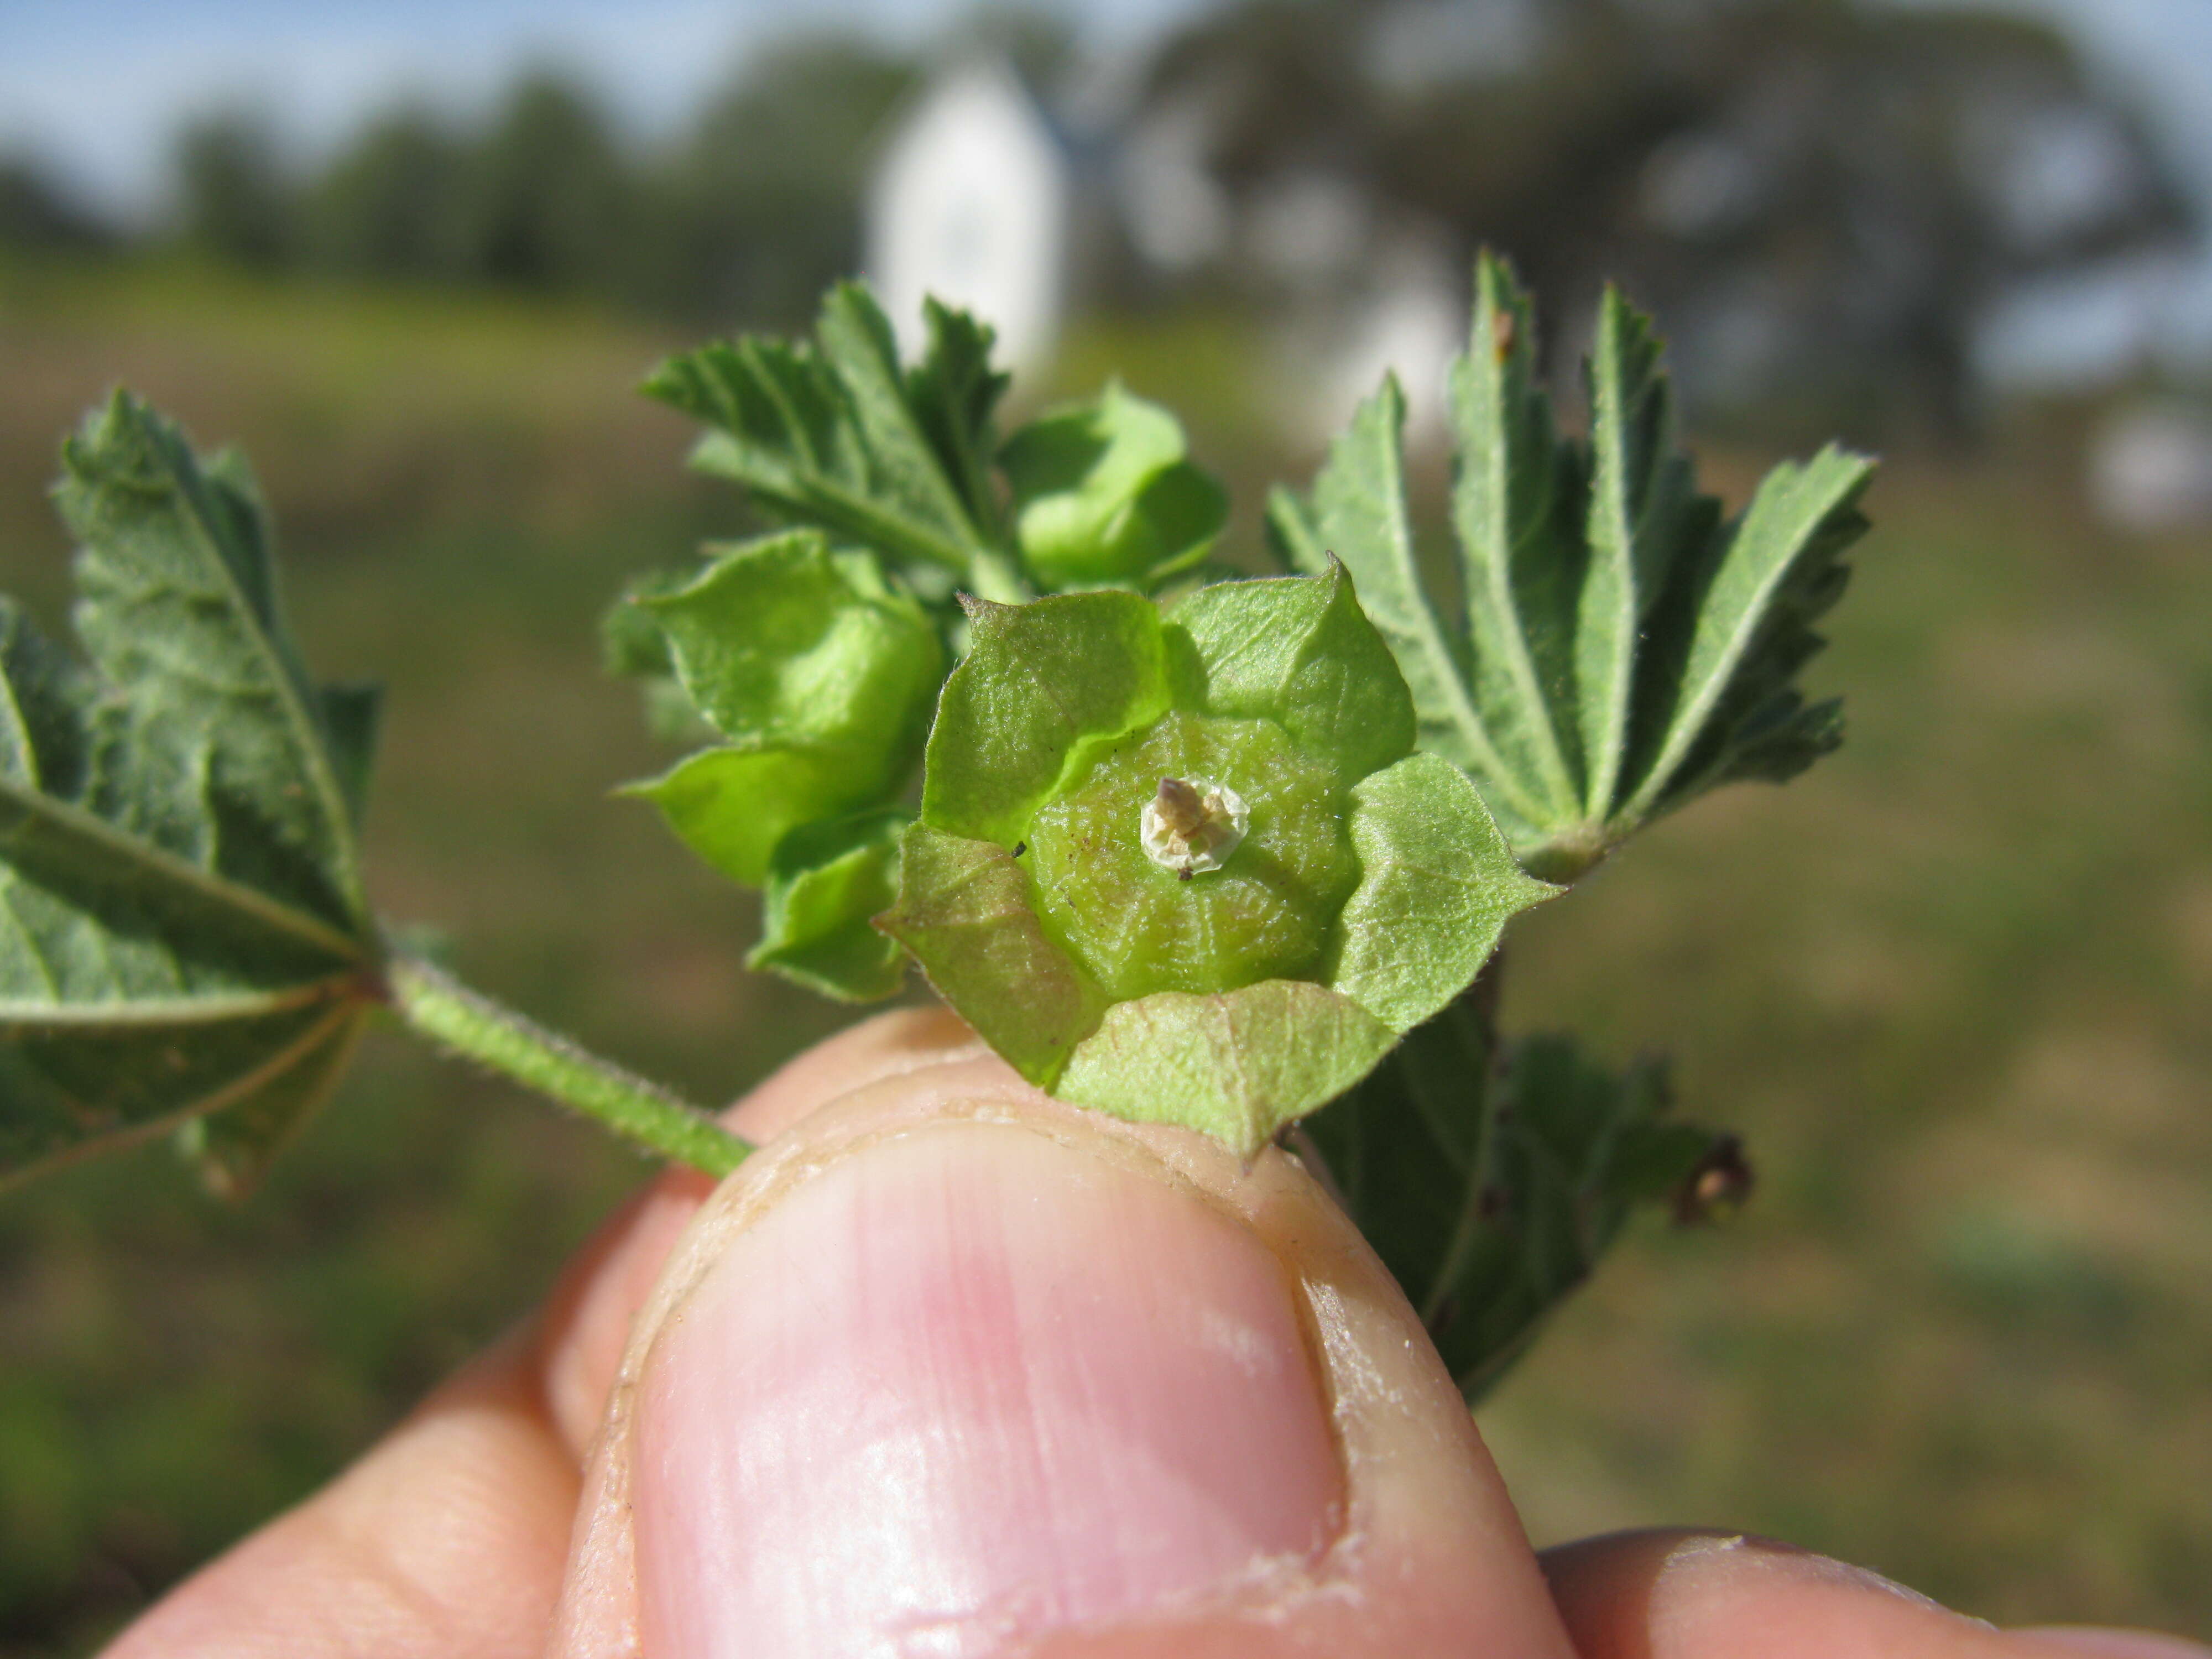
[384,952,750,1177]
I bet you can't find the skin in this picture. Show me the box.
[101,1010,2210,1659]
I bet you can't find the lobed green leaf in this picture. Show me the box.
[1447,252,1588,825]
[1266,376,1551,838]
[1272,255,1872,878]
[1618,444,1872,823]
[644,283,1005,580]
[1303,1020,1742,1402]
[1,395,381,1192]
[1575,287,1718,818]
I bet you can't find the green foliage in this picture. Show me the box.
[1270,253,1874,879]
[749,810,911,1002]
[0,267,1871,1440]
[0,394,742,1194]
[622,290,1024,997]
[1001,381,1229,588]
[0,394,380,1194]
[883,567,1552,1154]
[625,287,1239,1001]
[645,285,1010,580]
[622,529,943,895]
[1305,1009,1744,1402]
[920,590,1172,843]
[173,109,293,269]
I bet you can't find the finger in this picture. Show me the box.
[1539,1530,2212,1659]
[98,1336,579,1659]
[96,1008,984,1659]
[551,1067,1579,1658]
[536,1005,983,1456]
[2013,1635,2212,1658]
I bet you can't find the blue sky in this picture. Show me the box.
[3,0,2209,378]
[0,0,1197,218]
[3,0,2205,219]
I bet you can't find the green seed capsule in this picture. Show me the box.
[1141,775,1248,875]
[1025,711,1357,1001]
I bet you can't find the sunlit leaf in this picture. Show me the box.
[1303,1020,1741,1402]
[749,809,910,1003]
[644,282,1004,578]
[0,395,382,1192]
[1001,382,1228,588]
[1269,252,1872,879]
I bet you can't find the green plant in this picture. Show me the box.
[0,254,1869,1399]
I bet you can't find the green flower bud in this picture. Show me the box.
[1000,381,1228,589]
[622,530,943,889]
[881,564,1556,1155]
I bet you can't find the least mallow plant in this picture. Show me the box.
[0,255,1869,1402]
[880,567,1553,1155]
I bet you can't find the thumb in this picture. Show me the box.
[549,1027,1575,1658]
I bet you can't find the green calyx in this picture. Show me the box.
[1001,380,1229,589]
[881,564,1556,1155]
[1027,711,1357,1001]
[617,291,1240,1004]
[617,529,941,1001]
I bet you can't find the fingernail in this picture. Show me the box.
[2017,1632,2212,1659]
[632,1121,1342,1653]
[1661,1533,1948,1611]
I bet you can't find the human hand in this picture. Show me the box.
[101,1011,2210,1658]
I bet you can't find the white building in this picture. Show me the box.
[864,58,1072,378]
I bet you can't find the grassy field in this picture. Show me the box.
[1,257,2207,1653]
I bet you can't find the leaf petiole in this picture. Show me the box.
[383,952,750,1177]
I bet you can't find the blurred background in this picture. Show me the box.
[2,0,2209,1650]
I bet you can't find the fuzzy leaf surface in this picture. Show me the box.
[1167,562,1415,786]
[1270,253,1872,877]
[1304,1021,1739,1402]
[1056,980,1394,1157]
[1326,753,1556,1031]
[1447,253,1587,823]
[1,395,380,1191]
[1619,445,1872,821]
[877,822,1109,1084]
[644,283,1004,579]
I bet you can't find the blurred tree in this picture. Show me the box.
[444,71,635,293]
[939,5,1079,88]
[300,105,465,279]
[635,35,917,324]
[0,155,114,251]
[1130,0,2193,439]
[174,108,294,268]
